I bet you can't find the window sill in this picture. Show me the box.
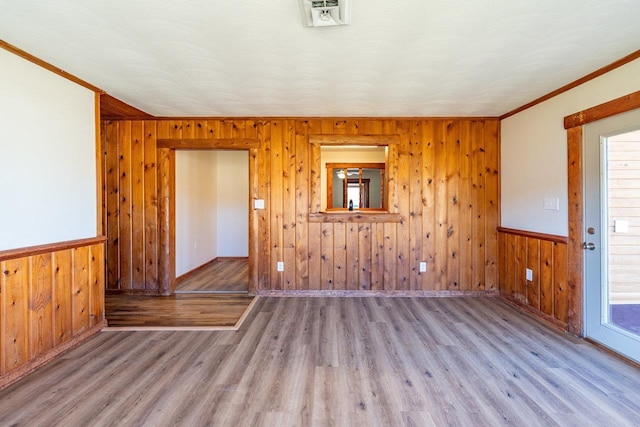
[308,212,403,223]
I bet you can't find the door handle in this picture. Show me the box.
[583,242,596,250]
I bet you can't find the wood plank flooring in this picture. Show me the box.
[105,294,255,328]
[176,258,248,293]
[2,297,640,426]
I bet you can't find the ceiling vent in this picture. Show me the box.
[299,0,351,27]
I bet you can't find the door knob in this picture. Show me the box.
[583,242,596,250]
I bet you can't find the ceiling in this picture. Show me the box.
[1,0,639,118]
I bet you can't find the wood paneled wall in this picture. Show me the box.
[498,228,569,327]
[0,238,106,389]
[103,118,500,294]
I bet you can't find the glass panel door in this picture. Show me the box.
[584,109,640,364]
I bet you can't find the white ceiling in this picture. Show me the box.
[1,0,639,117]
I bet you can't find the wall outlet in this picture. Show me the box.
[254,199,265,209]
[526,268,533,281]
[277,261,284,272]
[419,262,427,272]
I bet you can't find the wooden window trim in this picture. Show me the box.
[309,134,402,223]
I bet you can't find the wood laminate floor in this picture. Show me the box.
[105,294,256,329]
[2,297,640,426]
[176,258,248,293]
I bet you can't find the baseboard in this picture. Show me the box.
[255,289,500,297]
[0,320,106,391]
[105,289,163,296]
[499,293,568,333]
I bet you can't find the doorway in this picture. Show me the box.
[174,150,249,294]
[584,108,640,363]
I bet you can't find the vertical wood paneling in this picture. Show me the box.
[498,229,569,327]
[53,250,72,345]
[539,240,554,316]
[72,246,90,335]
[472,121,486,290]
[103,118,500,295]
[1,240,106,387]
[445,120,460,290]
[28,254,53,359]
[484,121,500,290]
[295,121,310,290]
[409,121,423,290]
[2,259,29,372]
[143,121,158,290]
[526,238,540,310]
[105,121,119,289]
[459,121,473,291]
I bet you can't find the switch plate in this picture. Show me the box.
[526,268,533,281]
[419,262,427,272]
[614,220,629,233]
[254,199,265,209]
[543,198,559,211]
[277,261,284,272]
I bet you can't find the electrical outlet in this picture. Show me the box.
[543,198,559,211]
[277,261,284,272]
[526,268,533,281]
[419,262,427,272]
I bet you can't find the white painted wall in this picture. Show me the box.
[0,48,96,251]
[175,151,218,276]
[501,58,640,236]
[216,151,249,257]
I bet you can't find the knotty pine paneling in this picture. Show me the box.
[103,119,500,293]
[0,239,105,388]
[498,228,568,327]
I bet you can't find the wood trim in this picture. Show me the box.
[157,145,258,295]
[157,139,261,149]
[501,49,640,120]
[0,237,107,261]
[255,289,500,297]
[584,338,640,370]
[308,212,403,223]
[100,94,154,120]
[564,90,640,129]
[567,126,584,336]
[326,162,385,169]
[0,40,104,93]
[157,148,175,296]
[153,116,501,121]
[309,134,400,145]
[95,93,104,237]
[0,320,106,391]
[497,227,568,244]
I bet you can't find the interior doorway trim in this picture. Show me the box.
[157,138,260,295]
[565,89,640,336]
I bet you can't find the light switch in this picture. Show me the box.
[544,198,559,211]
[614,220,629,233]
[419,262,427,272]
[526,268,533,281]
[254,199,265,209]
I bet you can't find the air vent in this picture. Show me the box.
[299,0,351,27]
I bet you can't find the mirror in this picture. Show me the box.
[320,145,387,211]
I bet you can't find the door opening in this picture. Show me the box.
[174,149,249,294]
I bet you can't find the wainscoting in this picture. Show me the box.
[498,227,568,329]
[0,237,106,389]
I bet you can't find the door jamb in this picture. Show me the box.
[156,138,261,295]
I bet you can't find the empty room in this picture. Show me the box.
[1,1,640,425]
